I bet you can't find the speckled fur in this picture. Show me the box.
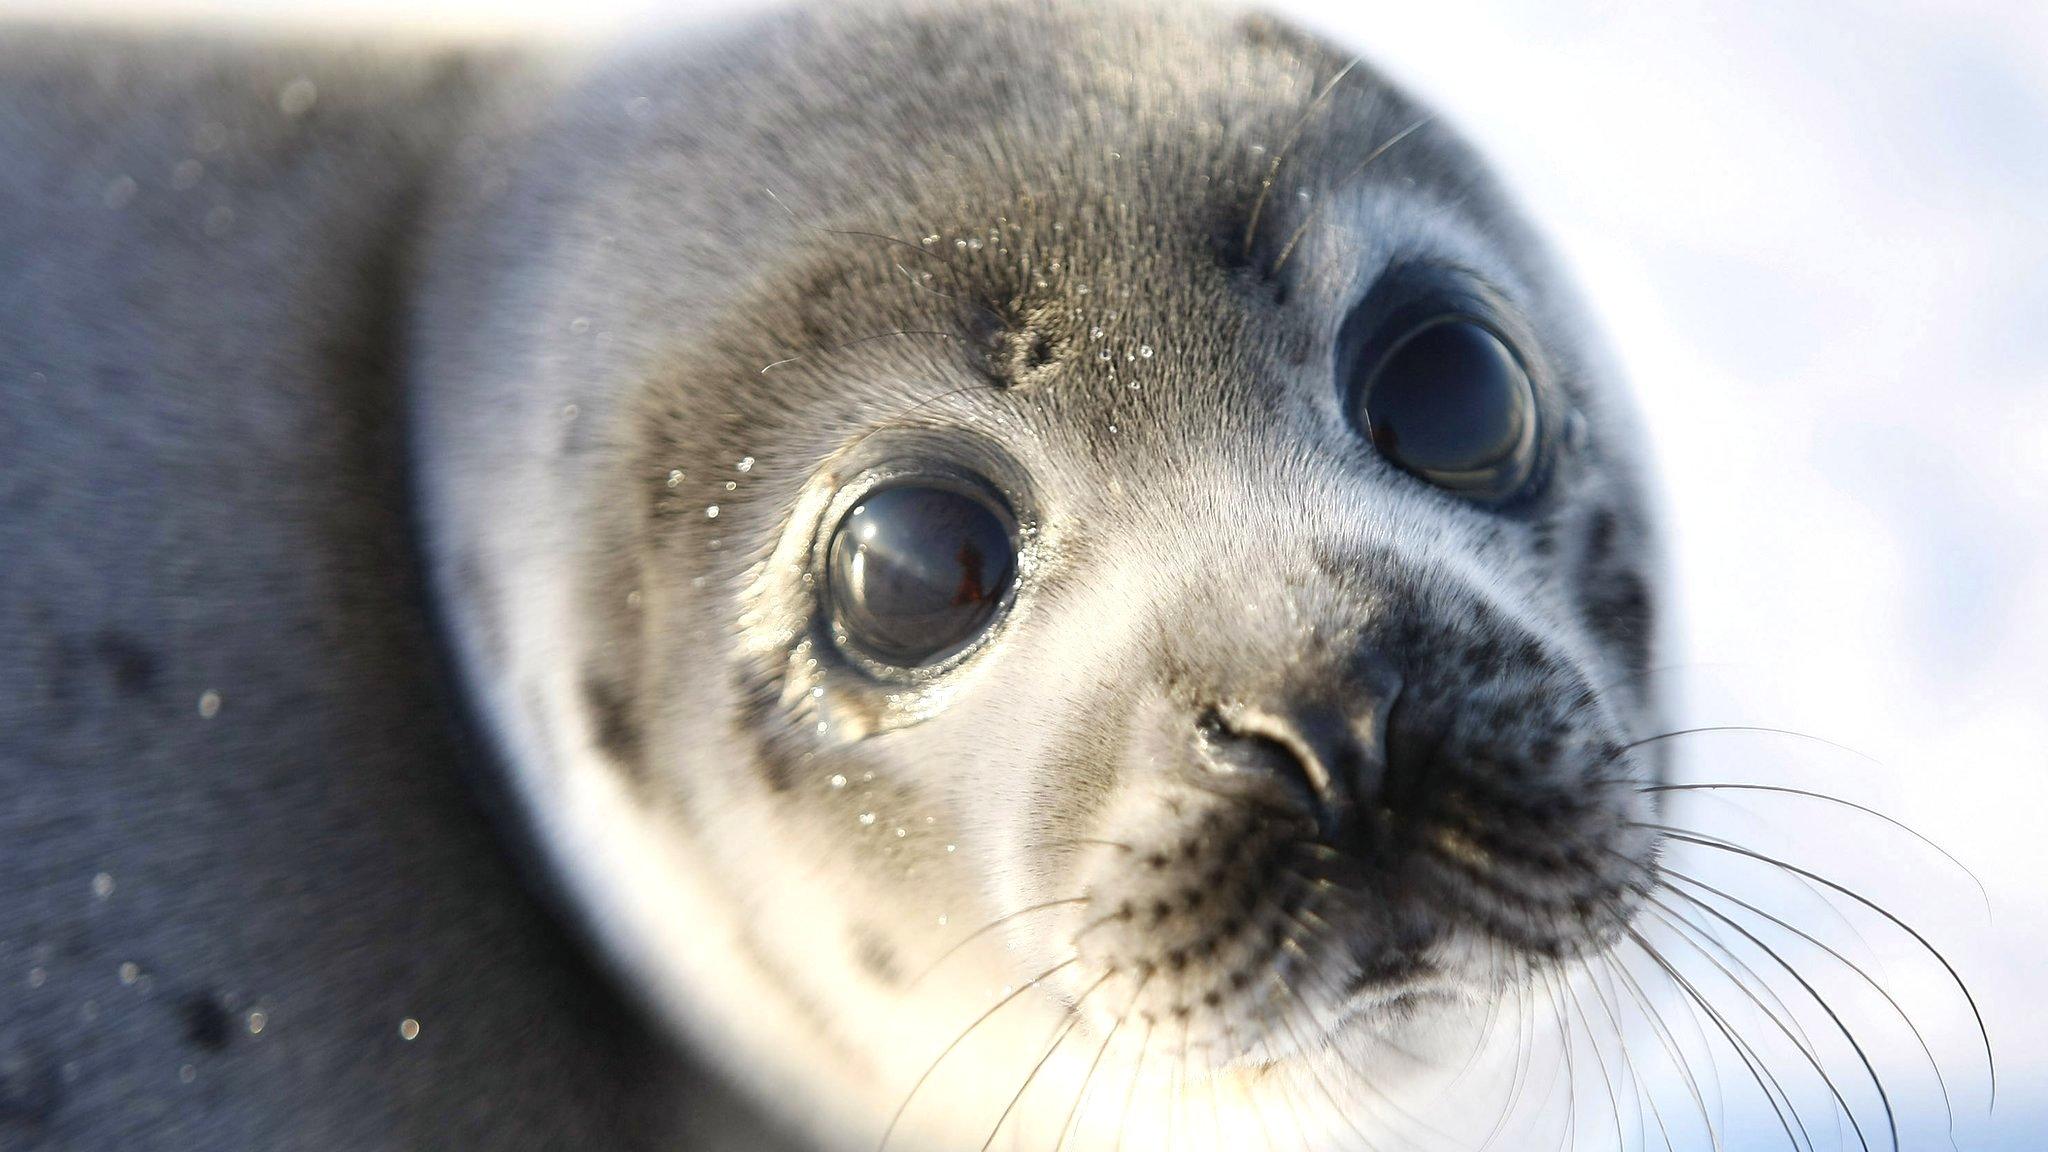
[4,3,1667,1151]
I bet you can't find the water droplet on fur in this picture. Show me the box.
[1139,345,1153,358]
[704,505,719,518]
[666,469,684,487]
[1089,326,1104,340]
[857,812,876,826]
[198,691,220,718]
[246,1010,266,1035]
[736,456,755,472]
[398,1018,420,1041]
[119,962,140,984]
[92,873,114,899]
[179,1064,196,1083]
[722,480,736,491]
[569,317,590,334]
[828,774,847,789]
[27,967,46,988]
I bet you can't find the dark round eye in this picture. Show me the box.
[1351,317,1539,501]
[825,482,1017,668]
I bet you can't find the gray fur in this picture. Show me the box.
[3,4,1666,1150]
[0,24,795,1152]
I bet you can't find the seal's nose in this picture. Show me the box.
[1195,651,1402,837]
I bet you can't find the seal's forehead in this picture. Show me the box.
[594,0,1449,218]
[561,0,1550,368]
[586,1,1622,538]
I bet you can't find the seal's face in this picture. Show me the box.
[428,5,1663,1148]
[637,81,1657,1149]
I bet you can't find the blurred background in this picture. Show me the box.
[4,0,2042,1146]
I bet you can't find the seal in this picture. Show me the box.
[0,2,1686,1149]
[412,2,1671,1148]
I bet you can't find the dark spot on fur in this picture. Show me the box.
[1208,206,1258,273]
[183,992,231,1051]
[1582,571,1654,674]
[751,749,802,795]
[730,662,802,794]
[93,630,159,695]
[975,298,1068,390]
[851,924,903,988]
[1584,509,1620,567]
[0,1042,63,1125]
[791,265,860,347]
[582,672,642,773]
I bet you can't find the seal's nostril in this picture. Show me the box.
[1196,706,1353,832]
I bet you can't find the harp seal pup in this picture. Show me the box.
[0,2,1667,1150]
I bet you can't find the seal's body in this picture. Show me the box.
[2,6,1667,1150]
[0,29,800,1150]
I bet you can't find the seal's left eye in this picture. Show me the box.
[826,482,1017,668]
[1349,316,1539,502]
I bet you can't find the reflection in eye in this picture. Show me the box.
[827,483,1016,667]
[1352,317,1538,502]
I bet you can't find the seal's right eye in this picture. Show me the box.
[825,482,1017,668]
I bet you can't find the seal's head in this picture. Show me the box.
[417,2,1664,1147]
